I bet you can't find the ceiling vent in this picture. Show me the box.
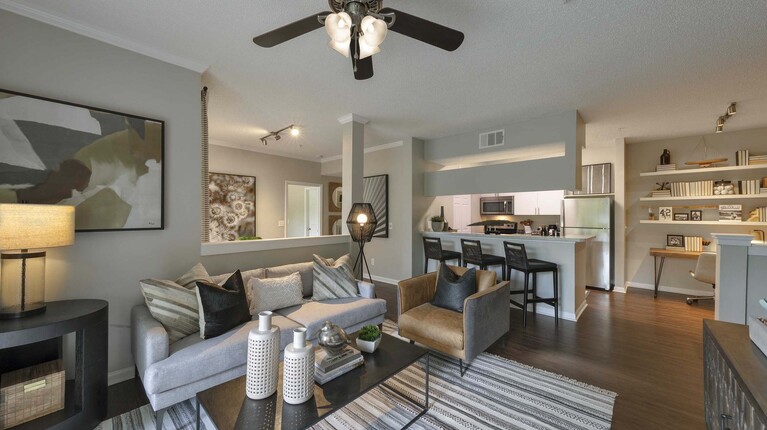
[479,129,505,149]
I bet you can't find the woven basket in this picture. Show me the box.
[0,359,65,429]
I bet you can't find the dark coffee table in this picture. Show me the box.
[196,333,429,430]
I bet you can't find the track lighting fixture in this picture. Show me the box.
[259,124,300,146]
[714,102,737,134]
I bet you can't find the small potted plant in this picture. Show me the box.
[356,325,382,353]
[430,216,445,232]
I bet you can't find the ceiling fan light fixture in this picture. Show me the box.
[358,39,381,59]
[360,16,387,47]
[328,39,350,57]
[325,12,352,41]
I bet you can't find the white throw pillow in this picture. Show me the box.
[247,272,304,314]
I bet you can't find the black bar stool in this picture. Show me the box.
[503,241,559,327]
[461,239,505,272]
[423,237,461,273]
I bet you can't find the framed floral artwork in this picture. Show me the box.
[208,173,256,241]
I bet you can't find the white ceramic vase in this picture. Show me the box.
[245,311,280,400]
[283,328,315,405]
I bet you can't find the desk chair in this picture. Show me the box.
[687,252,716,305]
[423,237,461,273]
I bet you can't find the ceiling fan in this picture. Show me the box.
[252,1,464,80]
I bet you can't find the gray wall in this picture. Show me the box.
[626,127,767,294]
[0,11,202,376]
[210,144,340,238]
[423,110,584,195]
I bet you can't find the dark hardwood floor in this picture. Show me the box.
[109,285,713,429]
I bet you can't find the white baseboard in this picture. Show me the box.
[613,285,627,293]
[368,274,401,286]
[626,281,710,297]
[108,366,135,386]
[515,304,579,322]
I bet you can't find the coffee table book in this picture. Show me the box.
[315,346,360,373]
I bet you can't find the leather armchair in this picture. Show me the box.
[397,265,510,375]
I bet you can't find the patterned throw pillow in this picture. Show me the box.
[174,262,212,287]
[248,272,304,314]
[311,254,358,301]
[195,270,251,339]
[139,277,200,343]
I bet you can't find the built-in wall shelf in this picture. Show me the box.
[640,164,767,177]
[640,220,767,226]
[640,194,767,202]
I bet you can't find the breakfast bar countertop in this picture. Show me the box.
[421,231,595,243]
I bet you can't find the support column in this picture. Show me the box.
[712,233,753,323]
[339,114,368,262]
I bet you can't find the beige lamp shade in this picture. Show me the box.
[0,204,75,250]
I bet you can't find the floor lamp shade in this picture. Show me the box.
[0,204,75,318]
[346,203,377,242]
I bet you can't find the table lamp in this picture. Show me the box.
[0,204,75,319]
[346,203,377,281]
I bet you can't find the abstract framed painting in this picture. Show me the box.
[0,88,164,231]
[208,173,256,242]
[363,174,388,238]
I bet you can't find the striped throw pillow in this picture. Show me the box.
[140,278,200,343]
[311,254,358,301]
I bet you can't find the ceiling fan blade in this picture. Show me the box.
[353,55,374,80]
[253,12,330,47]
[380,8,464,51]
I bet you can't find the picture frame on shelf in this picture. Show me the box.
[659,207,673,221]
[667,234,684,248]
[690,210,702,221]
[674,213,690,221]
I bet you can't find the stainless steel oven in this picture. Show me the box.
[480,197,514,215]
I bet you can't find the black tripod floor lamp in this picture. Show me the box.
[347,203,377,282]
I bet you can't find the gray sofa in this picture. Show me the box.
[131,260,386,428]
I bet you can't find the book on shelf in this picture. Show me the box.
[665,246,685,251]
[314,356,364,385]
[656,164,677,171]
[737,149,750,166]
[719,204,742,221]
[748,207,767,222]
[684,236,703,252]
[669,180,714,197]
[651,190,671,197]
[315,346,361,373]
[738,179,761,195]
[749,155,767,165]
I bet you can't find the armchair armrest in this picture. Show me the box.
[463,281,511,362]
[131,305,169,380]
[398,272,437,316]
[357,280,376,299]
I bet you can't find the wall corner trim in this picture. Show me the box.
[337,113,369,125]
[712,233,754,247]
[0,0,209,74]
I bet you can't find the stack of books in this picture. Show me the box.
[651,189,672,197]
[739,179,761,195]
[737,150,750,166]
[749,154,767,165]
[748,207,767,222]
[656,164,677,172]
[669,180,714,197]
[684,236,704,252]
[719,204,743,221]
[314,346,363,385]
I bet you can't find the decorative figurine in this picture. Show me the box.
[660,149,671,165]
[317,321,350,357]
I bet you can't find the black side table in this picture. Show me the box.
[0,299,108,430]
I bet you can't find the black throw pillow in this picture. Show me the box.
[195,270,251,339]
[431,265,477,313]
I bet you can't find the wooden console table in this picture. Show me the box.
[0,300,108,430]
[649,248,701,298]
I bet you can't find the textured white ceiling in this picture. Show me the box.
[4,0,767,160]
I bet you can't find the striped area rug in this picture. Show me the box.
[99,321,616,430]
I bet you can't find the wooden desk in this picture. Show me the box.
[649,248,701,298]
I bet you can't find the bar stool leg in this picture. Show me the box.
[424,258,429,274]
[554,268,559,326]
[532,272,537,315]
[522,272,529,327]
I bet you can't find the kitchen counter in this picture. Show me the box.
[422,231,591,322]
[424,231,595,243]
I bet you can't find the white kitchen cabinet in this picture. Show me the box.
[513,190,565,216]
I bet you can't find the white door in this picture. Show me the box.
[286,182,322,238]
[453,195,472,233]
[513,192,539,215]
[537,190,565,215]
[305,187,320,237]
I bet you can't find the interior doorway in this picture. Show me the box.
[286,182,322,238]
[453,195,472,233]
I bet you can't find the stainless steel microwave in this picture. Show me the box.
[480,197,514,215]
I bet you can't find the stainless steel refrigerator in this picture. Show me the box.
[562,195,614,291]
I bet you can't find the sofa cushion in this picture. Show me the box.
[399,303,464,351]
[311,254,358,301]
[195,271,251,339]
[175,263,212,288]
[267,262,314,297]
[144,314,301,395]
[432,265,477,313]
[248,272,304,314]
[210,268,266,287]
[139,278,199,343]
[275,297,386,340]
